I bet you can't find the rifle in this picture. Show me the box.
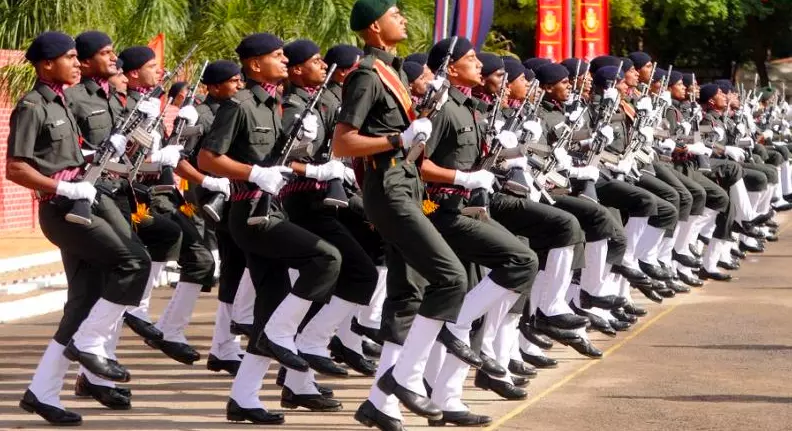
[405,36,457,163]
[246,64,337,225]
[63,46,197,225]
[127,96,174,181]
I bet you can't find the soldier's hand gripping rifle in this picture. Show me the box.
[405,36,457,163]
[246,64,336,225]
[572,81,620,201]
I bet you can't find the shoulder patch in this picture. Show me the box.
[17,91,43,108]
[358,55,375,70]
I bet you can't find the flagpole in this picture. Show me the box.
[567,0,574,58]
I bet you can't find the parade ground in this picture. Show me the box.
[1,217,790,431]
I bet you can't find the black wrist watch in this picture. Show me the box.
[387,133,402,149]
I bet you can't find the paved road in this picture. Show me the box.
[1,217,791,430]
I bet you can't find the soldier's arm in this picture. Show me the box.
[5,102,59,193]
[198,100,253,180]
[281,96,310,176]
[333,71,396,157]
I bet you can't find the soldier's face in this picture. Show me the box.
[253,49,289,82]
[509,74,529,100]
[728,92,739,108]
[448,50,482,87]
[616,79,628,95]
[669,80,686,100]
[410,66,433,96]
[624,66,639,87]
[134,58,161,87]
[546,78,571,102]
[83,45,117,79]
[47,49,81,85]
[377,7,408,43]
[638,62,653,83]
[484,69,506,94]
[650,80,662,95]
[108,71,127,93]
[712,90,727,110]
[212,74,243,99]
[173,88,188,106]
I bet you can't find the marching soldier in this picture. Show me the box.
[9,31,151,426]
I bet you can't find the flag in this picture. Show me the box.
[147,33,166,72]
[574,0,609,61]
[433,0,495,51]
[536,0,571,63]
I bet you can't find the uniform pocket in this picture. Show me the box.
[86,112,111,131]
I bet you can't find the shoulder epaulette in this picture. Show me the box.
[230,89,254,105]
[358,55,376,70]
[16,91,43,108]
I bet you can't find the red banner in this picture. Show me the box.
[536,0,571,62]
[574,0,609,61]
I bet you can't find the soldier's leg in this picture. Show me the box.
[209,224,246,373]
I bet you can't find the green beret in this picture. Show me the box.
[350,0,397,32]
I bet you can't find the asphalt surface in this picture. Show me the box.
[1,216,790,430]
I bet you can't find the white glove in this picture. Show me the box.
[659,91,672,106]
[178,105,199,126]
[659,138,676,152]
[150,145,183,167]
[496,130,518,149]
[135,98,161,119]
[108,134,128,156]
[736,123,747,137]
[686,142,708,156]
[454,169,495,192]
[713,126,725,141]
[606,158,632,174]
[500,156,528,171]
[343,166,357,186]
[305,160,345,182]
[724,146,745,162]
[494,120,505,134]
[639,126,655,143]
[298,113,319,142]
[202,176,230,199]
[429,77,449,110]
[636,96,653,113]
[248,165,292,195]
[554,147,572,171]
[680,121,692,136]
[761,129,773,141]
[566,106,585,123]
[522,120,543,142]
[597,125,615,146]
[150,130,162,152]
[693,105,703,123]
[568,165,600,181]
[603,87,619,103]
[56,181,97,203]
[737,137,754,149]
[400,118,432,150]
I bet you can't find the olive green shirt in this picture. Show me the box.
[8,81,84,176]
[426,86,482,171]
[282,85,337,163]
[65,77,122,150]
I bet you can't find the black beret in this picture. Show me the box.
[324,44,363,69]
[236,33,283,60]
[628,51,652,69]
[536,63,569,86]
[620,57,634,72]
[118,46,156,72]
[284,39,321,67]
[427,37,474,73]
[522,57,551,72]
[403,61,424,84]
[593,65,624,88]
[682,73,695,87]
[698,83,720,104]
[405,52,428,66]
[75,31,112,60]
[350,0,397,31]
[167,81,188,100]
[668,71,684,86]
[524,68,536,82]
[478,52,504,77]
[714,79,733,94]
[651,68,667,83]
[560,58,588,78]
[202,60,241,85]
[589,55,621,74]
[502,58,524,83]
[26,31,75,63]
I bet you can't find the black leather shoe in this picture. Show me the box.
[633,282,663,303]
[280,386,342,412]
[480,353,507,378]
[764,218,779,229]
[226,399,285,424]
[519,323,553,350]
[655,285,676,298]
[512,376,530,387]
[424,378,433,398]
[666,280,691,294]
[531,317,583,345]
[750,211,775,225]
[428,410,492,427]
[329,336,376,376]
[717,259,740,270]
[537,309,588,330]
[677,270,705,287]
[300,352,348,377]
[230,321,253,337]
[739,241,765,253]
[519,349,558,368]
[765,232,779,242]
[351,317,384,345]
[570,301,616,337]
[355,400,406,431]
[672,250,702,268]
[378,367,442,419]
[73,374,130,410]
[508,359,537,378]
[124,312,163,341]
[256,334,309,372]
[623,304,646,316]
[145,338,200,365]
[274,366,332,396]
[64,341,130,382]
[362,338,382,358]
[611,265,651,283]
[276,365,286,387]
[19,389,82,426]
[437,326,483,369]
[567,338,603,358]
[698,268,732,281]
[474,370,527,400]
[75,375,131,398]
[579,290,628,310]
[611,308,638,324]
[690,243,703,258]
[639,260,673,281]
[609,320,632,331]
[734,221,765,239]
[206,354,241,376]
[773,201,792,211]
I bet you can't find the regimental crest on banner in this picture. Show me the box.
[542,11,560,36]
[583,7,600,33]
